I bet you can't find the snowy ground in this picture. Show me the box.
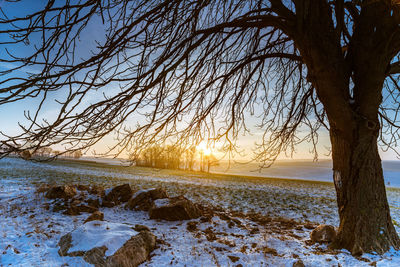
[1,157,400,266]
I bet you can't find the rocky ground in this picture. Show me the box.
[1,157,400,266]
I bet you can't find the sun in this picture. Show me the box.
[196,141,212,156]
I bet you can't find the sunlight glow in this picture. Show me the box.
[196,141,212,156]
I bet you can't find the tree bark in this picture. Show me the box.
[329,120,400,255]
[287,0,400,255]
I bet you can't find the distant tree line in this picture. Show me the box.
[0,146,83,160]
[135,145,219,172]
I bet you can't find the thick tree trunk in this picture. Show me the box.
[330,122,400,255]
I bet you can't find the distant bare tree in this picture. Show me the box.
[184,147,196,171]
[164,145,183,170]
[205,154,219,173]
[20,150,31,160]
[136,145,183,170]
[33,147,52,157]
[0,0,400,254]
[136,145,164,168]
[73,150,83,159]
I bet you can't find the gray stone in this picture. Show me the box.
[103,184,133,204]
[84,211,104,224]
[45,185,77,200]
[149,196,202,221]
[126,188,168,211]
[310,224,336,243]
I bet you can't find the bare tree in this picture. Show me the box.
[0,0,400,254]
[205,154,219,173]
[33,147,52,157]
[184,147,196,171]
[136,145,183,169]
[164,145,183,170]
[73,150,83,159]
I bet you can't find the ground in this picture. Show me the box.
[1,157,400,266]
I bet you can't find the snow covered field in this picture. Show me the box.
[1,157,400,266]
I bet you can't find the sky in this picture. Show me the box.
[0,0,399,161]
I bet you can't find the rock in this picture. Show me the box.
[77,204,98,213]
[293,259,305,267]
[63,204,98,216]
[36,184,51,193]
[58,221,156,267]
[310,224,336,243]
[87,198,100,208]
[45,185,77,199]
[263,246,278,256]
[88,185,105,197]
[84,211,104,224]
[304,222,316,229]
[71,199,81,206]
[149,196,202,221]
[203,227,217,241]
[102,200,117,208]
[83,246,107,266]
[228,255,240,263]
[219,213,231,221]
[126,188,168,211]
[63,206,81,216]
[76,184,90,191]
[58,233,74,256]
[250,227,259,234]
[43,203,50,210]
[104,184,133,203]
[200,215,212,223]
[134,224,150,232]
[53,202,67,212]
[187,221,198,232]
[106,231,156,267]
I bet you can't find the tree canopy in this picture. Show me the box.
[1,0,400,254]
[0,0,397,161]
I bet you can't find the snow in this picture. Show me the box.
[68,221,138,256]
[153,198,171,208]
[131,188,155,199]
[1,157,400,266]
[213,160,400,187]
[104,187,113,196]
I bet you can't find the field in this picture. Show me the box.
[1,157,400,266]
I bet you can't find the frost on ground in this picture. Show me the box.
[1,157,400,266]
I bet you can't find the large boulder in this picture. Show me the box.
[45,185,77,200]
[310,224,336,243]
[58,221,156,267]
[126,188,168,211]
[103,184,133,207]
[149,196,202,221]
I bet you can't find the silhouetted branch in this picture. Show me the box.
[0,0,398,165]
